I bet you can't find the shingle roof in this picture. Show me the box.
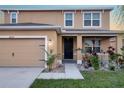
[0,5,114,11]
[63,28,118,33]
[64,28,111,31]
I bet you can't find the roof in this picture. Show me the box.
[64,28,114,31]
[0,23,54,26]
[0,5,114,11]
[0,23,61,33]
[61,29,117,36]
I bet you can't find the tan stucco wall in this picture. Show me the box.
[117,34,124,53]
[101,11,110,30]
[101,38,110,52]
[4,10,110,29]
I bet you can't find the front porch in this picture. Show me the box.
[58,34,117,64]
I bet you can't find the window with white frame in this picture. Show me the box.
[84,39,101,53]
[10,12,17,23]
[83,12,101,27]
[64,12,74,27]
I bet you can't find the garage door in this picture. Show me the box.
[0,38,45,67]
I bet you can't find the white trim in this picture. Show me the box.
[82,11,102,28]
[64,12,74,28]
[0,35,48,61]
[10,12,18,24]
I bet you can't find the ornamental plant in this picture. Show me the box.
[89,53,100,70]
[107,46,120,70]
[44,49,56,71]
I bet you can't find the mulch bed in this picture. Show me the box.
[42,64,65,73]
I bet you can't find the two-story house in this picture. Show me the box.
[0,5,117,67]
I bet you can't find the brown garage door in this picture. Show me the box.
[0,38,45,67]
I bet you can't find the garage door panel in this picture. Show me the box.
[0,38,45,67]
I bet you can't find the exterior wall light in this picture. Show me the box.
[48,39,53,47]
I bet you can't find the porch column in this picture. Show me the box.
[77,35,82,64]
[117,34,123,53]
[57,35,62,64]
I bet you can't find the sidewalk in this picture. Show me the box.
[38,64,84,79]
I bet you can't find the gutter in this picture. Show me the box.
[0,26,62,33]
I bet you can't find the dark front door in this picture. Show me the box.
[64,37,73,59]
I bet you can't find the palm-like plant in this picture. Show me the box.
[44,49,56,71]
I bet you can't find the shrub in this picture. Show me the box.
[89,54,99,70]
[109,65,115,71]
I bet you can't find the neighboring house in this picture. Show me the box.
[0,5,117,67]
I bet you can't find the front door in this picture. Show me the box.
[64,37,73,59]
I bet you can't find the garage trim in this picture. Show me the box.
[0,35,48,61]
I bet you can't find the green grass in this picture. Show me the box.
[30,70,124,88]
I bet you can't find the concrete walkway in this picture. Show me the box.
[38,64,84,79]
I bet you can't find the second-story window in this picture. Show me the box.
[83,12,101,27]
[10,12,17,24]
[64,12,74,27]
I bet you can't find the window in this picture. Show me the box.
[64,12,74,27]
[83,12,101,27]
[84,39,101,53]
[10,12,17,23]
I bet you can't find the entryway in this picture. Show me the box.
[64,37,73,59]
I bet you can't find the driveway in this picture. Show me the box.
[0,68,43,88]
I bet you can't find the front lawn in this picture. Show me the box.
[30,70,124,88]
